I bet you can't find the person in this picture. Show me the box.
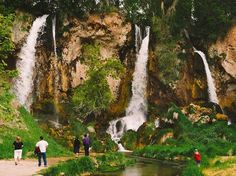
[83,134,90,156]
[13,136,23,165]
[36,136,48,167]
[73,136,81,156]
[194,149,201,167]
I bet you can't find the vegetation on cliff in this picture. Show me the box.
[72,44,124,119]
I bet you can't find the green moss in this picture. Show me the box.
[121,130,137,150]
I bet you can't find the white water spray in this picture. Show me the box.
[194,50,218,104]
[52,15,57,57]
[191,0,197,22]
[107,26,150,150]
[13,15,48,110]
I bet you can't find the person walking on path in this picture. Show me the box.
[36,136,48,167]
[13,136,23,165]
[83,134,90,156]
[73,136,81,157]
[194,149,201,167]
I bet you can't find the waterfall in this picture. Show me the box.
[135,24,142,53]
[194,50,219,104]
[107,26,150,149]
[13,15,48,110]
[52,15,57,57]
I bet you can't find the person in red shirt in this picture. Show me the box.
[194,149,201,167]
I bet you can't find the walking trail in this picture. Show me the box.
[0,157,69,176]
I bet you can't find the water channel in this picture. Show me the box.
[94,156,183,176]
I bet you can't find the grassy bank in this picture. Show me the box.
[134,105,236,175]
[42,152,135,176]
[0,107,71,159]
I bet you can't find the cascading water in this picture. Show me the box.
[13,15,48,110]
[52,15,57,57]
[107,26,150,150]
[194,50,219,104]
[191,0,197,21]
[135,24,142,53]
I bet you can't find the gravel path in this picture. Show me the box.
[0,157,69,176]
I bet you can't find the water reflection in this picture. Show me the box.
[94,159,182,176]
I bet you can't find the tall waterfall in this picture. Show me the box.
[194,50,219,104]
[52,15,57,57]
[13,15,48,110]
[107,26,150,147]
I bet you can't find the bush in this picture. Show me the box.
[43,157,96,176]
[182,161,203,176]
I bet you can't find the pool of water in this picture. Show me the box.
[94,157,183,176]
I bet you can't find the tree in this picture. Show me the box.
[0,14,14,60]
[72,44,124,119]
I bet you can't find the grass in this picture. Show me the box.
[42,157,96,176]
[42,152,135,175]
[0,107,72,159]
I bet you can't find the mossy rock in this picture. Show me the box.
[120,130,137,150]
[151,128,174,144]
[137,122,157,146]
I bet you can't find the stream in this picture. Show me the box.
[94,156,183,176]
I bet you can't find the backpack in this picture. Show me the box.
[34,146,41,155]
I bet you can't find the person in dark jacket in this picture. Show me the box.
[83,134,90,156]
[13,136,23,165]
[73,136,81,156]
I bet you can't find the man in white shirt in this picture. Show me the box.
[36,136,48,167]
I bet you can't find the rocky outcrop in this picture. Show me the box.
[34,12,131,109]
[11,11,33,48]
[209,25,236,121]
[209,25,236,79]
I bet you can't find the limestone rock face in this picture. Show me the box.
[11,11,33,47]
[34,12,131,107]
[209,25,236,79]
[208,25,236,121]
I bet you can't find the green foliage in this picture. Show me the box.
[0,13,14,60]
[70,119,88,137]
[0,61,18,122]
[43,152,134,175]
[96,152,135,172]
[91,138,105,153]
[182,160,203,176]
[43,157,96,176]
[0,108,71,159]
[72,44,124,119]
[121,130,137,150]
[170,0,236,42]
[151,16,182,87]
[104,138,118,152]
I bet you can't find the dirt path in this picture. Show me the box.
[0,157,69,176]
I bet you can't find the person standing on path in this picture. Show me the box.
[73,136,81,157]
[36,136,48,167]
[13,136,23,165]
[83,134,90,156]
[194,149,201,167]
